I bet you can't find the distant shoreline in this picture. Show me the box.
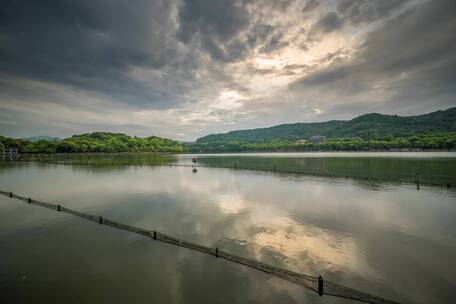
[2,149,456,156]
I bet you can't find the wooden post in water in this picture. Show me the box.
[318,275,324,296]
[416,173,420,190]
[234,162,237,170]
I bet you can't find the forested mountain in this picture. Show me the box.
[2,108,456,154]
[197,107,456,144]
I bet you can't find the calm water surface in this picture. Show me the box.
[0,152,455,304]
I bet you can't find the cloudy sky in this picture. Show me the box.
[0,0,455,140]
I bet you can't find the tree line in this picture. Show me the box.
[0,132,186,154]
[189,133,456,152]
[2,132,455,154]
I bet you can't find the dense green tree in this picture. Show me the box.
[1,131,456,154]
[0,132,187,154]
[189,132,456,153]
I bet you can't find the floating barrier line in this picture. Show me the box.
[9,158,452,188]
[170,163,453,189]
[0,190,399,304]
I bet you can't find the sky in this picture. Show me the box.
[0,0,455,141]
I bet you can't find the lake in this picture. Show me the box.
[1,152,455,303]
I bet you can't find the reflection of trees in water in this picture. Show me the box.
[9,153,178,170]
[195,156,456,187]
[3,153,455,187]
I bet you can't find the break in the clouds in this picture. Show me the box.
[0,0,455,140]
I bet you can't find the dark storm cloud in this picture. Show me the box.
[302,0,319,13]
[177,0,252,62]
[258,32,289,54]
[0,0,454,139]
[259,0,296,12]
[176,0,298,60]
[0,0,201,109]
[246,23,275,49]
[307,0,411,44]
[290,0,456,115]
[305,11,343,44]
[336,0,409,25]
[0,0,281,112]
[310,12,344,34]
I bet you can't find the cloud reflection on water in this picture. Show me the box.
[1,161,456,303]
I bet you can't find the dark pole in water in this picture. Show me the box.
[234,162,237,170]
[416,173,420,190]
[318,275,324,296]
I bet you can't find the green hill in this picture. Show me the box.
[1,132,187,154]
[2,108,456,154]
[53,132,186,153]
[197,107,456,144]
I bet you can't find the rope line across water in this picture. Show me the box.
[0,190,399,304]
[170,163,453,188]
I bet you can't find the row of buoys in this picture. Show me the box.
[0,190,400,304]
[173,160,452,189]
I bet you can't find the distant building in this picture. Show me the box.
[309,135,326,143]
[2,144,19,155]
[295,139,307,144]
